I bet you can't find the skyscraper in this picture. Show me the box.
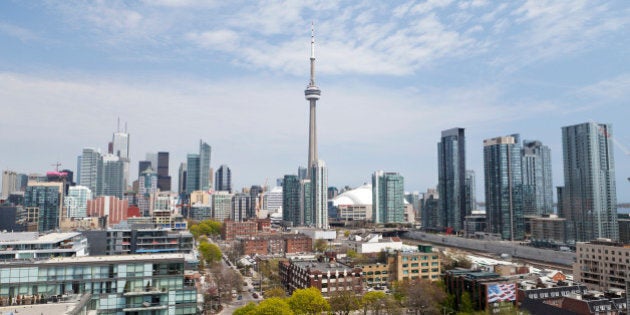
[66,185,92,218]
[1,170,18,200]
[282,175,300,227]
[185,154,200,194]
[562,122,618,242]
[79,148,103,196]
[311,160,328,229]
[437,128,467,231]
[199,140,212,191]
[300,179,313,226]
[24,181,63,232]
[215,164,232,193]
[483,135,525,241]
[112,127,130,190]
[464,170,477,214]
[178,162,187,195]
[249,185,263,218]
[521,140,553,215]
[157,151,171,191]
[372,170,405,224]
[102,154,124,198]
[231,193,250,222]
[298,166,308,180]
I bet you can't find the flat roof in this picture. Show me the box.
[292,260,355,272]
[0,253,186,266]
[0,232,81,245]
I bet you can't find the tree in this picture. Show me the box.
[198,242,222,264]
[459,291,474,314]
[264,286,286,298]
[211,263,243,302]
[256,298,294,315]
[314,239,328,252]
[287,287,330,315]
[234,302,257,315]
[399,279,446,315]
[329,290,361,315]
[346,249,358,259]
[361,291,387,315]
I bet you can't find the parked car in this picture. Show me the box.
[252,292,259,299]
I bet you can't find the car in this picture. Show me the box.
[252,292,259,299]
[237,295,242,300]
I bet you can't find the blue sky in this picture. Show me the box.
[0,0,629,201]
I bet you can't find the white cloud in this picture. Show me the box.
[0,22,40,42]
[186,29,240,51]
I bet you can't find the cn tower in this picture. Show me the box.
[305,23,321,176]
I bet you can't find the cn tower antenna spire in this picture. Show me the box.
[309,21,316,86]
[305,22,321,174]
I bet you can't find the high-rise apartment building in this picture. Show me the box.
[102,154,124,198]
[1,170,18,200]
[311,160,328,229]
[372,171,405,224]
[521,140,553,215]
[231,193,250,222]
[157,151,171,191]
[483,135,525,241]
[215,164,232,193]
[249,185,263,218]
[24,181,64,232]
[79,148,103,196]
[111,128,130,190]
[212,192,232,221]
[199,140,212,191]
[464,170,476,214]
[437,128,467,231]
[178,162,187,194]
[420,188,440,230]
[185,154,200,194]
[282,175,300,227]
[562,122,618,242]
[298,166,308,180]
[300,179,313,226]
[138,168,157,216]
[66,185,92,218]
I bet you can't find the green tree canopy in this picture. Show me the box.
[198,242,222,264]
[264,286,287,299]
[288,287,330,315]
[255,297,294,315]
[314,239,328,252]
[361,291,388,315]
[234,302,257,315]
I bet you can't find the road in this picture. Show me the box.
[217,275,261,314]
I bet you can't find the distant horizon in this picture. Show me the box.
[0,1,628,201]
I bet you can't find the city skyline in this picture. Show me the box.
[0,2,628,201]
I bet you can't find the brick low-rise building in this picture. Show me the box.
[239,233,313,256]
[574,239,630,291]
[279,259,363,296]
[222,219,258,241]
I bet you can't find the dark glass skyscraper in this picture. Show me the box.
[483,135,525,241]
[199,141,211,191]
[24,183,62,232]
[215,165,232,193]
[562,122,618,242]
[157,151,171,192]
[521,140,553,215]
[185,154,200,194]
[282,175,300,227]
[437,128,466,231]
[464,170,476,214]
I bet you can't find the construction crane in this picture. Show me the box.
[51,162,62,172]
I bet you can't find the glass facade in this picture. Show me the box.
[0,255,197,314]
[437,128,467,231]
[562,122,618,242]
[24,185,61,233]
[483,135,525,240]
[521,140,553,215]
[282,175,300,227]
[185,154,200,194]
[199,140,211,191]
[372,171,405,224]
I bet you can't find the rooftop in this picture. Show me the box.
[0,253,185,266]
[0,232,81,245]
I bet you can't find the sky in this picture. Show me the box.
[0,0,629,202]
